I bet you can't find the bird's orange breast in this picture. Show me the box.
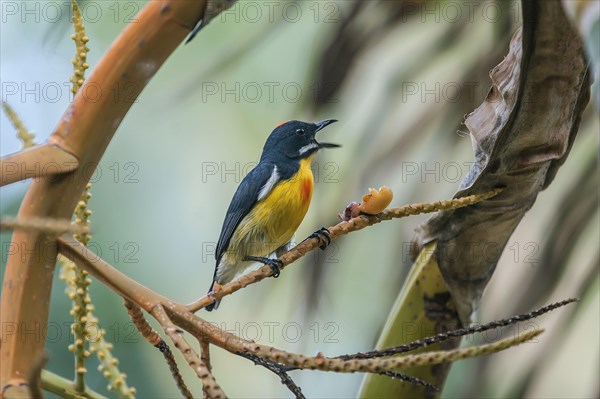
[301,176,313,204]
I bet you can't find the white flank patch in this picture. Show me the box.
[258,165,279,201]
[298,142,319,156]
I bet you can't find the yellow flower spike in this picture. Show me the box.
[56,4,135,396]
[2,102,36,148]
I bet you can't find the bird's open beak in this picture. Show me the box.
[314,119,340,149]
[315,119,338,132]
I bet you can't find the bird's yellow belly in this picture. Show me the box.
[227,158,314,263]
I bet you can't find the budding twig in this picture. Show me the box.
[58,228,569,397]
[152,305,227,399]
[374,371,438,391]
[337,298,577,360]
[124,300,192,399]
[175,307,542,375]
[187,188,503,312]
[236,352,305,399]
[199,337,212,372]
[124,300,162,346]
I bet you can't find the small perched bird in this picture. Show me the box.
[206,119,339,310]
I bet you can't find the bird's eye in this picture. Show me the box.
[295,129,305,136]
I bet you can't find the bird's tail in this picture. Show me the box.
[205,280,220,311]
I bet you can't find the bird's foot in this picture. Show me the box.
[245,256,283,278]
[210,282,223,296]
[307,227,331,250]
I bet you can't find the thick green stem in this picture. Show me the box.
[41,370,106,399]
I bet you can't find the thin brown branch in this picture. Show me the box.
[0,144,79,187]
[55,189,512,383]
[176,306,542,374]
[124,300,162,346]
[56,190,501,317]
[124,300,191,398]
[197,332,215,397]
[338,298,578,360]
[57,233,561,390]
[236,352,305,399]
[62,232,459,385]
[156,340,193,399]
[199,336,212,372]
[374,371,438,392]
[187,188,502,312]
[0,216,88,235]
[152,305,227,399]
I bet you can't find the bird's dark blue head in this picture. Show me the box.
[260,119,339,162]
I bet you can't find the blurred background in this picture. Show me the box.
[1,0,598,397]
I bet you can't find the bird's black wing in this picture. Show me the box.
[215,162,278,263]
